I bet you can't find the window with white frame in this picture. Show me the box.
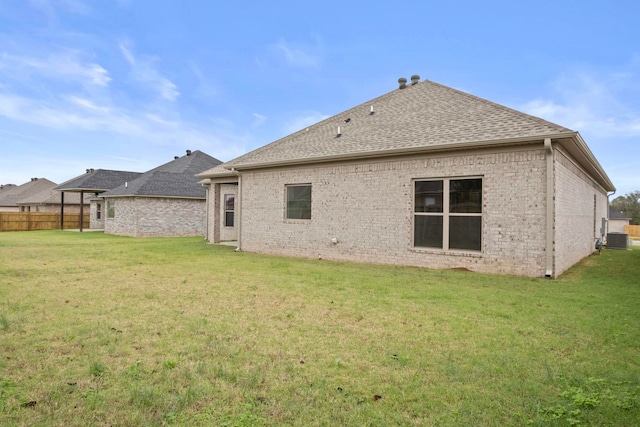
[286,184,312,220]
[224,194,235,227]
[414,177,482,251]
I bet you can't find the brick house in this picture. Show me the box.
[101,150,221,237]
[197,75,615,278]
[56,169,144,230]
[0,178,59,212]
[608,207,630,234]
[16,187,90,213]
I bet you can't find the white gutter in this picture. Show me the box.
[230,168,242,252]
[544,138,554,278]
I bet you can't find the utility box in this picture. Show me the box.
[607,232,629,250]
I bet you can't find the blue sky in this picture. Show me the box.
[0,0,638,196]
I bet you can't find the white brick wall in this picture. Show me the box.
[236,146,550,277]
[105,197,206,237]
[90,200,105,229]
[553,146,608,276]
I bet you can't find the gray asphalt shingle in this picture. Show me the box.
[102,150,222,198]
[56,170,143,192]
[199,77,573,177]
[0,178,57,207]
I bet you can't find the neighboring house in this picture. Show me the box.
[608,208,630,234]
[0,178,58,212]
[16,187,90,213]
[198,75,615,278]
[56,169,144,230]
[100,150,222,237]
[0,184,17,197]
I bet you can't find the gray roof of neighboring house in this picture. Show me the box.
[56,169,143,193]
[17,188,90,206]
[0,184,18,193]
[102,150,222,199]
[197,76,614,191]
[0,178,57,207]
[609,208,630,220]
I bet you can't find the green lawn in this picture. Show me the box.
[1,231,639,426]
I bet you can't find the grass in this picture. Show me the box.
[0,230,639,426]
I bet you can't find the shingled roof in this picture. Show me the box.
[198,76,614,191]
[0,178,57,208]
[609,208,630,220]
[17,188,90,206]
[56,169,143,193]
[102,150,222,199]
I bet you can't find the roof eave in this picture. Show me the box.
[196,169,237,179]
[224,133,575,171]
[100,194,205,200]
[559,132,616,192]
[55,188,107,193]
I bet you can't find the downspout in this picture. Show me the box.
[231,168,242,252]
[544,138,554,278]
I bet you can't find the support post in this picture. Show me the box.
[79,191,84,232]
[60,191,65,230]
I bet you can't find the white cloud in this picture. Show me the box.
[265,38,323,68]
[0,90,248,163]
[282,110,329,135]
[119,42,180,101]
[28,0,90,15]
[521,66,640,138]
[188,61,220,100]
[68,96,111,114]
[252,113,267,128]
[0,51,110,87]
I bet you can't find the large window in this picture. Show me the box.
[414,177,482,251]
[286,184,312,220]
[107,201,115,218]
[224,194,235,227]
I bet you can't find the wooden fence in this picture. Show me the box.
[0,212,90,232]
[624,225,640,238]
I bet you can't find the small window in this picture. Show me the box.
[96,203,102,220]
[107,201,115,218]
[224,194,235,227]
[414,177,482,251]
[286,184,312,220]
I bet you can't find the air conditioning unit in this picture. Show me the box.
[607,233,629,250]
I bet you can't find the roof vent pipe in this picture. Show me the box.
[337,126,342,137]
[398,77,407,89]
[411,74,420,85]
[186,150,192,156]
[174,156,179,160]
